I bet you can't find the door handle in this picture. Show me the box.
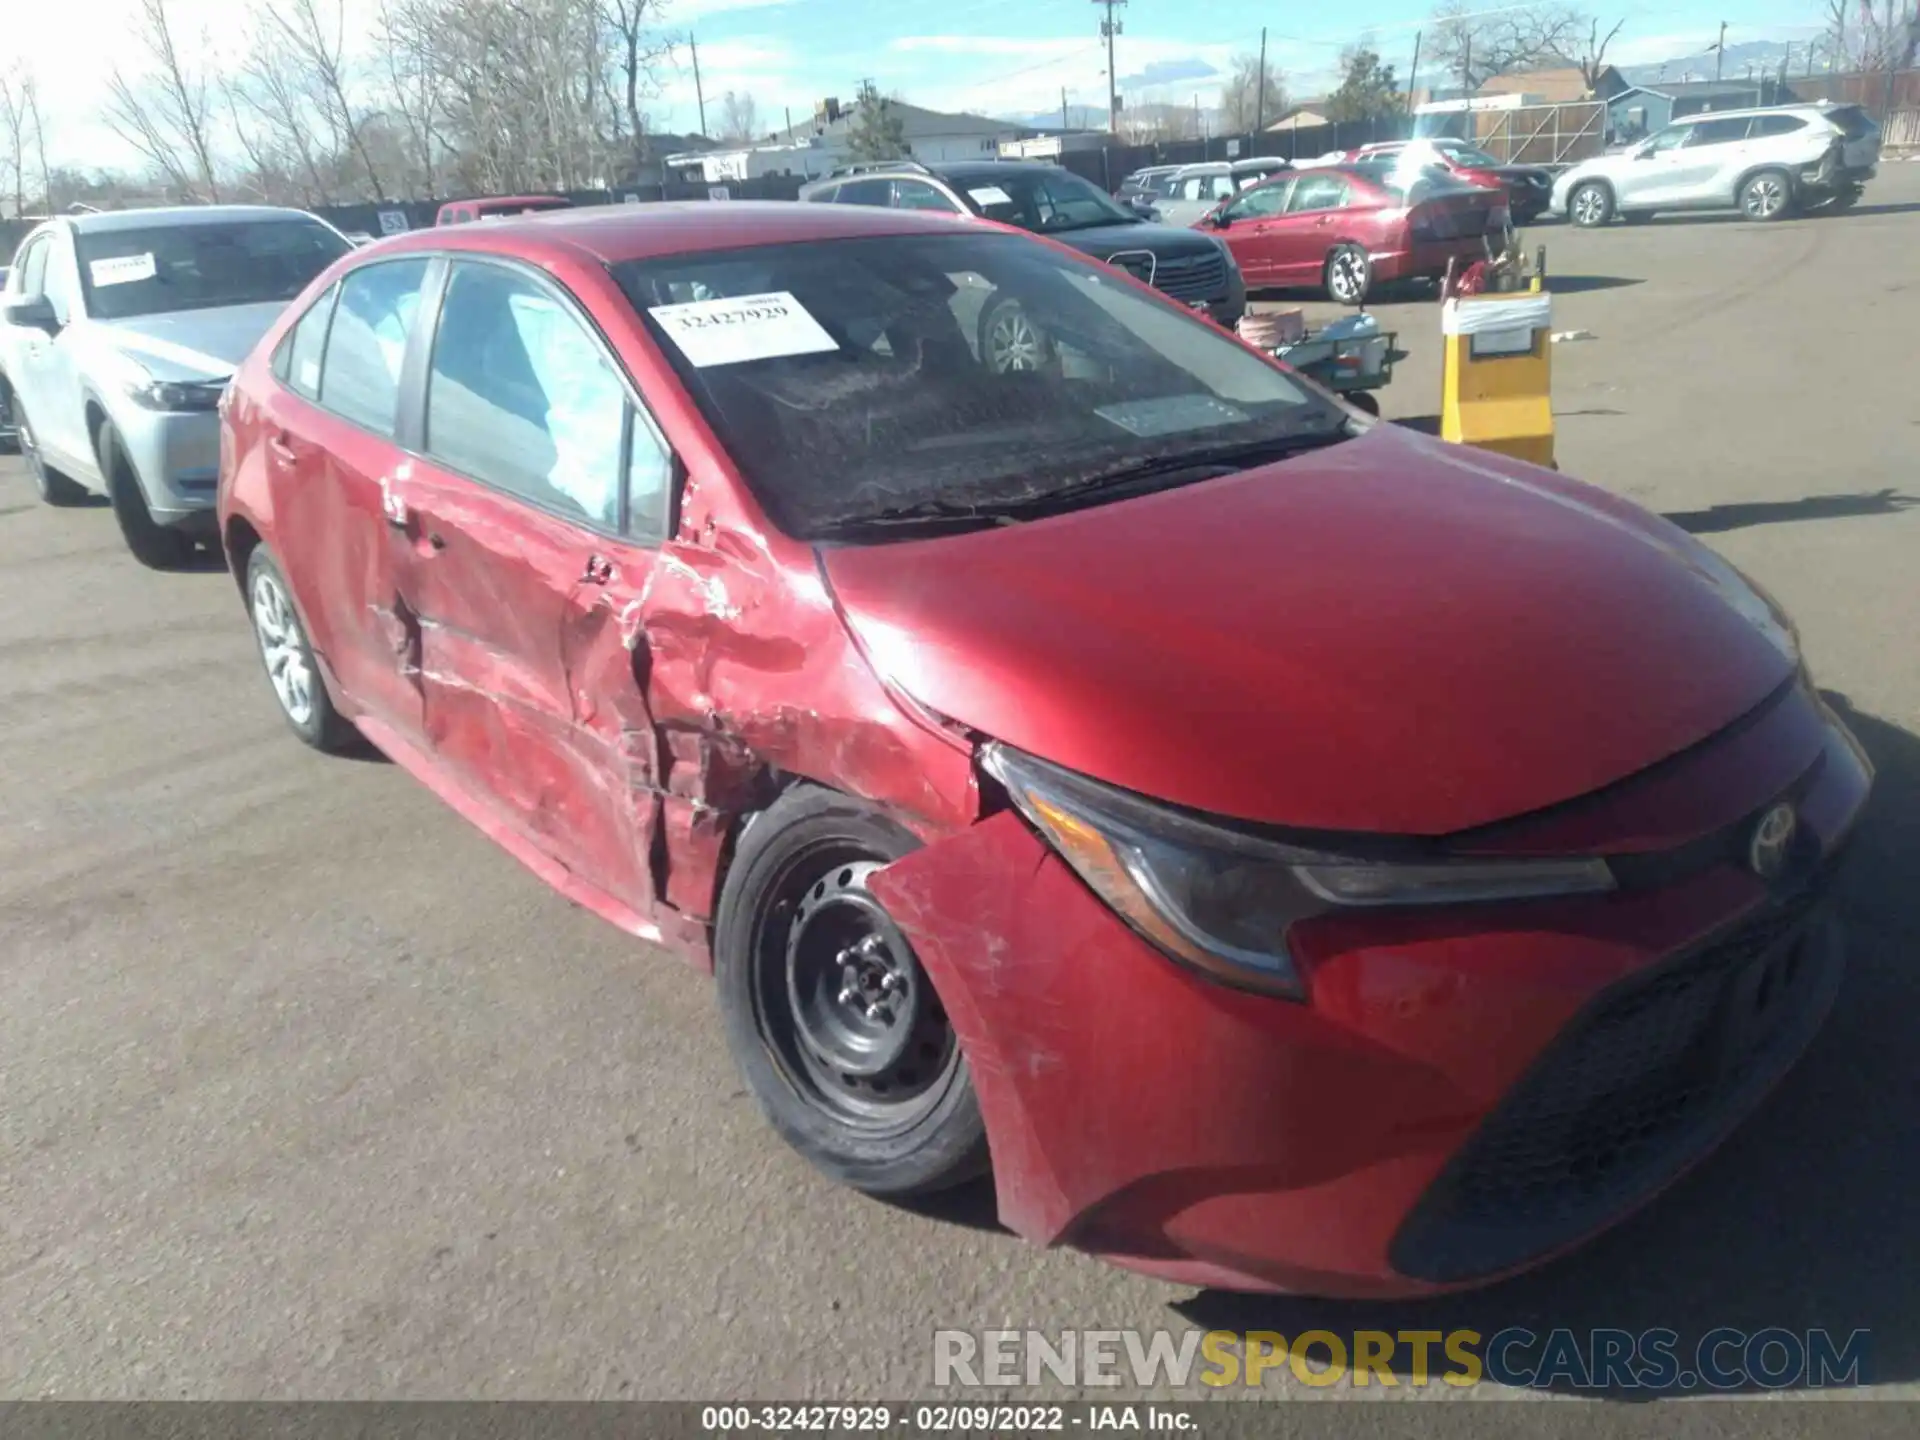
[581,555,615,585]
[267,433,297,464]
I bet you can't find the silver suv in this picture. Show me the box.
[1,206,349,567]
[1551,102,1880,226]
[1149,158,1293,227]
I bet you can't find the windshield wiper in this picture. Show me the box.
[820,427,1353,534]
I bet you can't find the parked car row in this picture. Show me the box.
[0,160,1875,1300]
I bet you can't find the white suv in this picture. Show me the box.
[1551,103,1880,226]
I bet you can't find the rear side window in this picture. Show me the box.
[1749,114,1808,138]
[803,184,839,204]
[276,283,337,398]
[1687,117,1754,146]
[14,235,49,295]
[424,262,634,532]
[320,258,430,437]
[836,179,892,206]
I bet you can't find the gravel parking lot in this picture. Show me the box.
[3,168,1917,1406]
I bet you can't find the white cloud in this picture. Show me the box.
[889,35,1094,57]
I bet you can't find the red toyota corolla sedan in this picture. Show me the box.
[218,201,1869,1297]
[1201,162,1508,303]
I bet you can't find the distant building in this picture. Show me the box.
[1264,101,1332,133]
[1477,66,1614,104]
[1602,78,1795,144]
[667,95,1033,183]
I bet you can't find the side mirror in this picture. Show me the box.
[3,295,59,334]
[1209,209,1231,229]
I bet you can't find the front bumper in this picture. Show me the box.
[117,405,222,522]
[869,689,1870,1296]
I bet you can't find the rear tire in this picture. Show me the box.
[15,397,89,505]
[246,545,358,752]
[1568,181,1614,228]
[1739,170,1794,222]
[1344,391,1381,417]
[1324,244,1372,305]
[978,294,1053,375]
[714,786,990,1199]
[98,419,193,569]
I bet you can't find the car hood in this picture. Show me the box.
[1047,220,1222,260]
[822,424,1797,835]
[91,301,288,382]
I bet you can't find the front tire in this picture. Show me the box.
[98,419,193,569]
[1739,170,1794,222]
[246,545,357,752]
[978,294,1052,375]
[1568,181,1614,228]
[715,786,990,1199]
[1324,244,1372,305]
[14,397,89,505]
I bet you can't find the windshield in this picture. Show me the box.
[954,170,1135,233]
[77,219,349,321]
[617,233,1343,541]
[1443,144,1502,167]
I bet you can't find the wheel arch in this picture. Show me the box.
[1732,162,1794,205]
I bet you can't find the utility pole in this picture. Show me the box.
[691,35,708,137]
[1407,29,1423,114]
[1256,26,1268,132]
[1714,20,1727,82]
[1062,86,1070,131]
[785,106,794,142]
[1462,34,1472,94]
[1093,0,1126,134]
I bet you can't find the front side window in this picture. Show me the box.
[1643,125,1690,155]
[425,262,630,532]
[1226,181,1291,220]
[964,171,1137,232]
[320,258,430,437]
[836,179,893,206]
[276,283,338,399]
[1287,174,1350,213]
[618,233,1342,541]
[75,219,349,321]
[13,235,49,296]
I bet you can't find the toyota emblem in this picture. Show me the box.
[1748,803,1798,881]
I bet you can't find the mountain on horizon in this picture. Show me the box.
[1616,39,1802,86]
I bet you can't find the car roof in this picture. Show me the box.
[368,200,984,266]
[1669,102,1843,124]
[449,195,571,207]
[66,204,324,234]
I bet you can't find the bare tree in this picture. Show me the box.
[103,0,223,200]
[1820,0,1917,73]
[1568,16,1627,91]
[0,71,29,216]
[377,0,449,197]
[255,0,387,199]
[601,0,676,179]
[717,91,763,143]
[24,75,51,212]
[1428,2,1586,91]
[1220,52,1286,134]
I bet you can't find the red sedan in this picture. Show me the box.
[218,201,1868,1297]
[1202,162,1508,303]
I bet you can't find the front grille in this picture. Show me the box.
[1390,879,1841,1284]
[1108,249,1227,303]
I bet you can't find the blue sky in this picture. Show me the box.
[655,0,1831,133]
[28,0,1831,170]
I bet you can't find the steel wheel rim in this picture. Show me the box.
[754,851,960,1133]
[1573,188,1604,225]
[986,305,1043,372]
[251,571,315,726]
[1329,251,1366,302]
[1745,178,1785,218]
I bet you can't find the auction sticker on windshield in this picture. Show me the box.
[968,186,1014,207]
[648,291,838,368]
[89,254,157,288]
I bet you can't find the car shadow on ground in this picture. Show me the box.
[1664,489,1918,535]
[1538,275,1643,294]
[1176,694,1920,1397]
[1633,200,1920,226]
